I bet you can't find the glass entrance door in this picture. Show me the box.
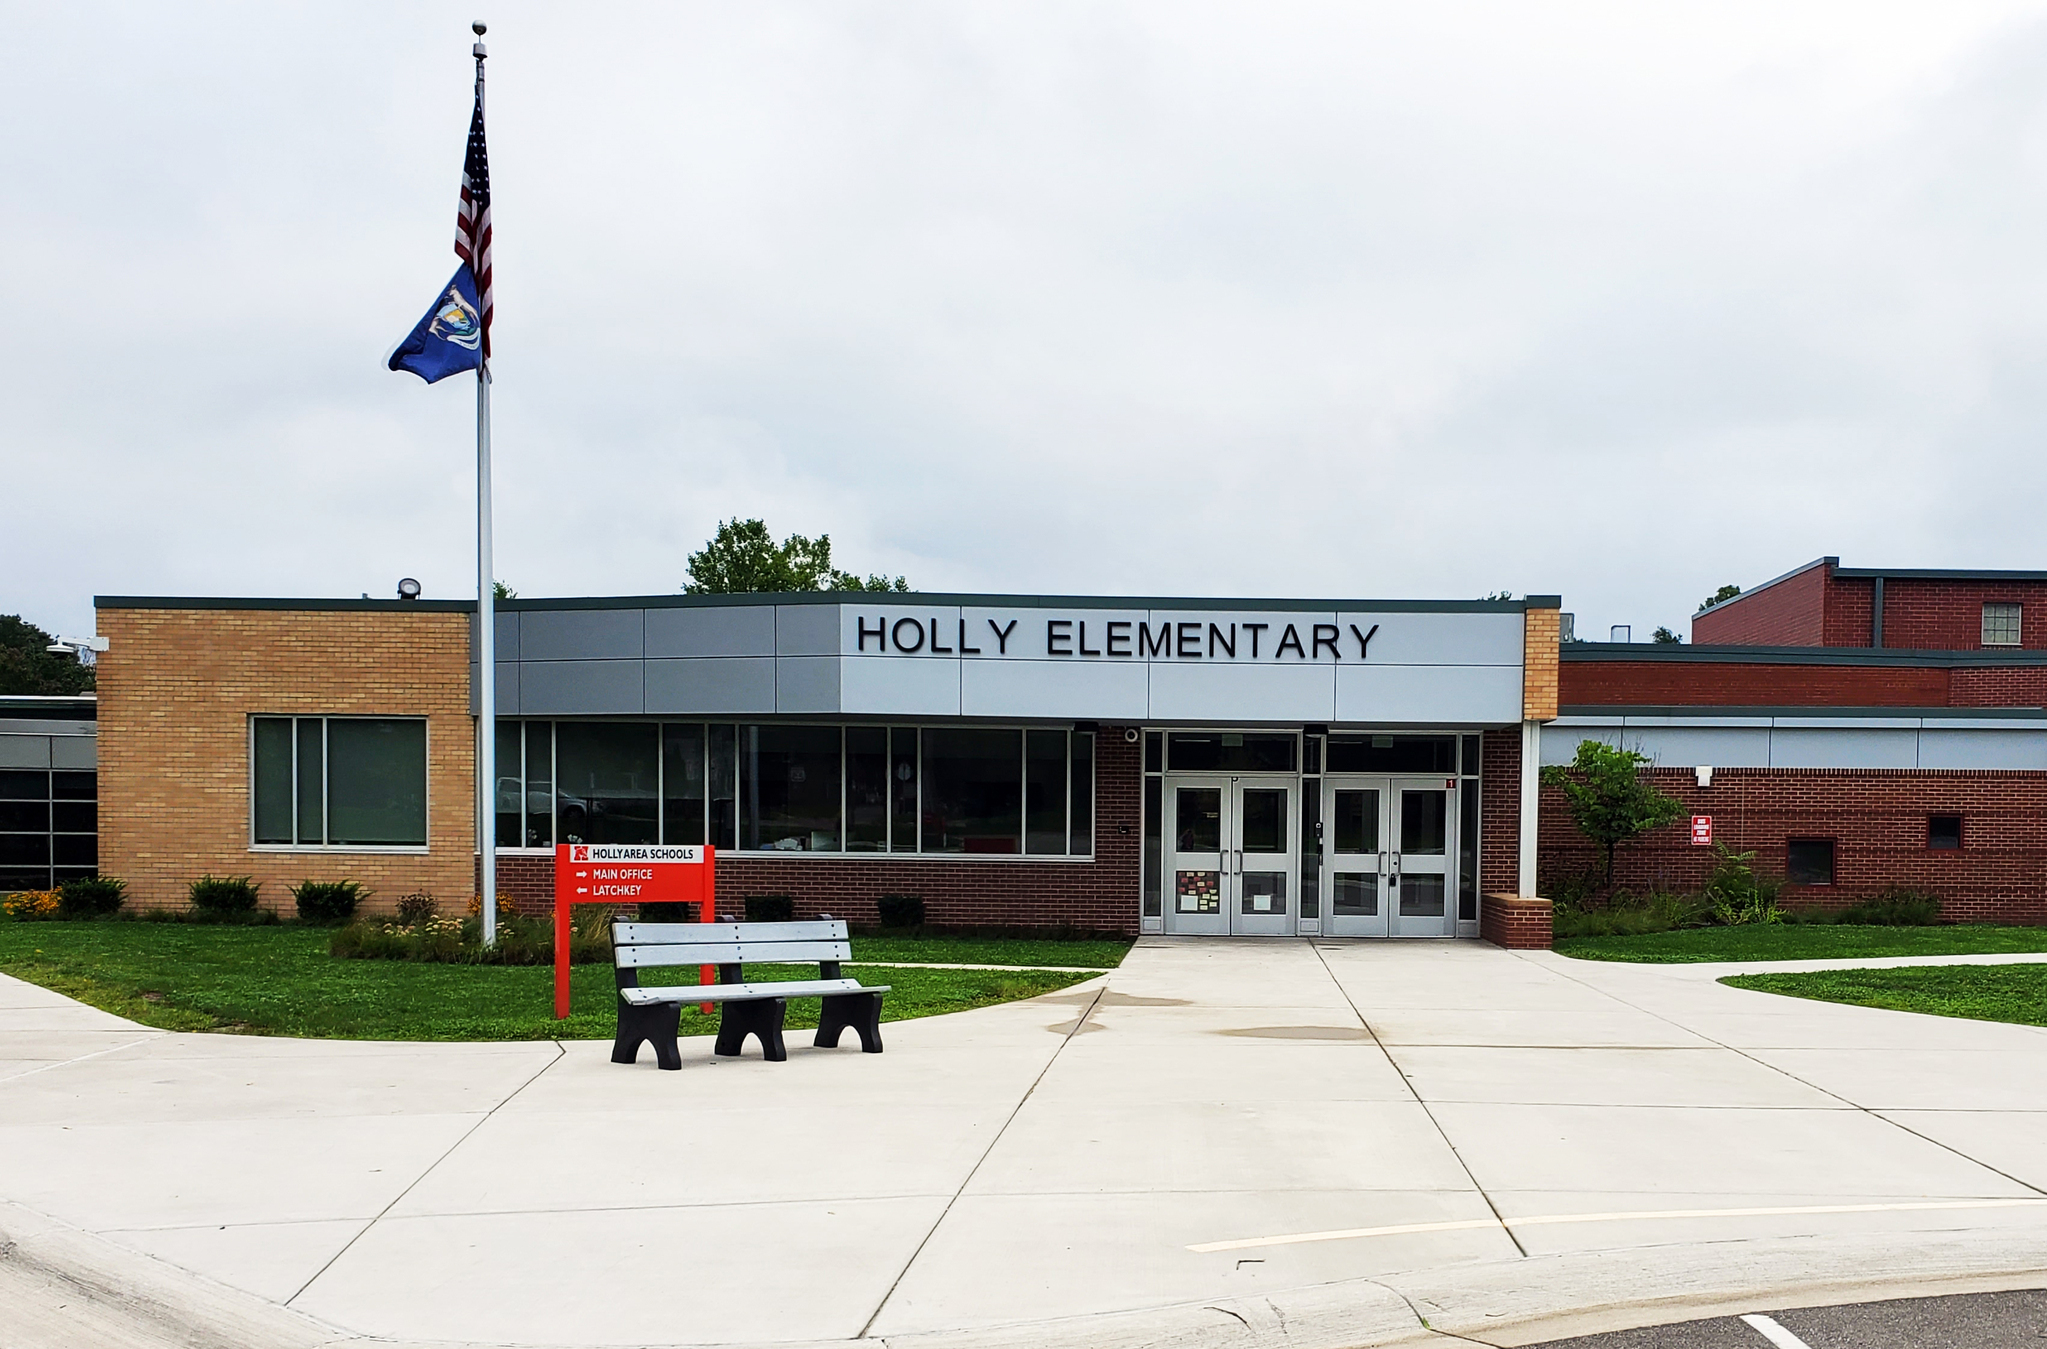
[1232,780,1294,936]
[1321,777,1458,938]
[1164,776,1298,935]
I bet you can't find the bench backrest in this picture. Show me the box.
[611,919,851,970]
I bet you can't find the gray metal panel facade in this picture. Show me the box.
[646,605,775,658]
[1147,662,1336,723]
[645,659,777,715]
[774,657,842,714]
[1768,728,1919,769]
[51,737,97,770]
[774,604,839,656]
[962,659,1149,720]
[0,735,52,768]
[520,608,646,661]
[1334,664,1521,724]
[1917,729,2047,771]
[520,659,645,715]
[840,656,962,717]
[493,597,1531,724]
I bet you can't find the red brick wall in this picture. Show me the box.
[485,729,1145,933]
[1878,579,2047,651]
[1480,727,1521,896]
[1951,667,2047,707]
[1538,767,2047,923]
[1562,660,1950,708]
[1480,894,1552,949]
[1821,576,1875,648]
[1691,562,1830,646]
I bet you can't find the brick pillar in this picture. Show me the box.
[1481,893,1552,949]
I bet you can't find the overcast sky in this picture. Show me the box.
[9,2,2047,641]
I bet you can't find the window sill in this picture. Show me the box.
[249,845,430,855]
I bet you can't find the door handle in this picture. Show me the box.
[1235,849,1243,875]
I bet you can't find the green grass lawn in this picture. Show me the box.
[0,923,1123,1041]
[1555,924,2047,964]
[1724,964,2047,1028]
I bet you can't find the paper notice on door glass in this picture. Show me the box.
[1252,893,1271,911]
[1176,870,1220,914]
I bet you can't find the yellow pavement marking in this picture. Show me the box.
[1186,1197,2047,1253]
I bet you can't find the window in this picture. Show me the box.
[1786,838,1835,886]
[739,724,842,851]
[504,720,1096,857]
[1326,734,1455,773]
[252,717,426,847]
[923,729,1023,853]
[1167,732,1296,773]
[556,722,657,845]
[1982,603,2022,647]
[1929,815,1962,850]
[0,768,96,890]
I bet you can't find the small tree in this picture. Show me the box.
[0,615,94,695]
[1540,740,1685,891]
[1651,626,1682,644]
[684,519,909,594]
[1697,584,1741,613]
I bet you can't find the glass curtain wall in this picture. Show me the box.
[497,722,1094,856]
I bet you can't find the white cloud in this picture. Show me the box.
[7,2,2047,640]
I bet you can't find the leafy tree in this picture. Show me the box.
[1540,740,1684,890]
[1697,583,1741,613]
[492,580,517,600]
[684,519,909,594]
[1651,626,1682,644]
[0,615,94,695]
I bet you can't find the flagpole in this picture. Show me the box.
[473,24,497,948]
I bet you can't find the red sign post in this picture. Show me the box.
[1691,815,1713,846]
[553,843,715,1019]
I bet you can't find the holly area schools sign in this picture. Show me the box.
[554,843,711,904]
[552,844,715,1019]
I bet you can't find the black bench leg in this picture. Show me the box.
[713,998,787,1061]
[815,992,885,1053]
[612,999,683,1071]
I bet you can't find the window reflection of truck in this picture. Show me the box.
[495,778,587,847]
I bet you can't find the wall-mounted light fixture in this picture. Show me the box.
[1695,765,1714,788]
[397,578,422,601]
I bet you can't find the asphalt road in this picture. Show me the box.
[1530,1288,2047,1347]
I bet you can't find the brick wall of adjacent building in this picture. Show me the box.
[1876,579,2047,652]
[1691,561,1830,646]
[96,604,477,915]
[1537,767,2047,923]
[1561,659,1952,708]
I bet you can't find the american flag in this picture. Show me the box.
[455,81,493,358]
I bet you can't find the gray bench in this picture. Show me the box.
[610,917,890,1070]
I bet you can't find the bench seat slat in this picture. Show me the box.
[614,940,852,968]
[614,920,848,944]
[622,979,890,1006]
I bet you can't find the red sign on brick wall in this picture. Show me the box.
[1691,815,1713,846]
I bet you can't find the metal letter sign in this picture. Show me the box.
[554,843,715,1018]
[1691,815,1713,846]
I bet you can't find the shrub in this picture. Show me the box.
[744,894,794,923]
[57,877,126,918]
[330,909,614,965]
[877,893,924,929]
[395,891,438,923]
[292,879,367,925]
[3,889,61,921]
[1552,889,1706,938]
[1702,845,1783,927]
[189,875,259,918]
[1834,888,1944,927]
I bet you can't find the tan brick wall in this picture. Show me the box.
[96,605,475,916]
[1522,606,1560,721]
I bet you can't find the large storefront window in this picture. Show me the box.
[252,716,427,847]
[495,721,1094,857]
[556,722,658,845]
[740,724,842,851]
[923,728,1024,854]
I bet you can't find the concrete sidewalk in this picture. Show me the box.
[2,939,2045,1348]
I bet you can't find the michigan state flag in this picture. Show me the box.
[387,265,485,383]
